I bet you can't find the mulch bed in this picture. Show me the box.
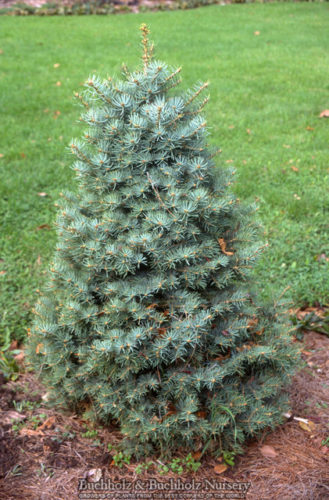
[0,329,328,500]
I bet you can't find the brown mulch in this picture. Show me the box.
[0,329,328,500]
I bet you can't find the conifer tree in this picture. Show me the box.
[28,26,300,458]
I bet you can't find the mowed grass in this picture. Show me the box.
[1,3,329,342]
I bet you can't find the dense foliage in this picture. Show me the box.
[28,27,300,458]
[2,0,325,17]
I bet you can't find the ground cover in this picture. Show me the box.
[0,328,328,499]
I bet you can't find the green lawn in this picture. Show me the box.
[1,3,329,342]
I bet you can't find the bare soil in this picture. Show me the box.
[0,329,328,500]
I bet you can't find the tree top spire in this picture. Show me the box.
[140,23,154,73]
